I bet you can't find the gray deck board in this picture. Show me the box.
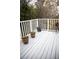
[20,31,59,59]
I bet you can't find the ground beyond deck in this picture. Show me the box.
[20,31,59,59]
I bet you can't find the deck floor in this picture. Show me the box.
[20,31,59,59]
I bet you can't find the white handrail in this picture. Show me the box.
[20,18,58,23]
[20,19,59,37]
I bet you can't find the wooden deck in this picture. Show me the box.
[20,31,59,59]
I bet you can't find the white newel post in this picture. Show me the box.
[37,19,38,27]
[30,20,32,32]
[47,19,49,31]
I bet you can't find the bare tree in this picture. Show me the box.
[36,0,59,18]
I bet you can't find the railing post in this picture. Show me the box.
[47,19,49,31]
[37,19,38,27]
[30,20,32,32]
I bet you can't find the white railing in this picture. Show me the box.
[20,18,59,37]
